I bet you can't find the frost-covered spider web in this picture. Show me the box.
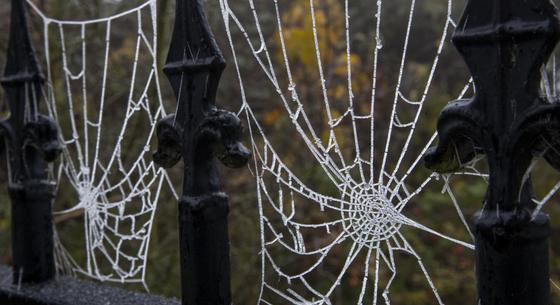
[25,0,177,287]
[218,0,560,303]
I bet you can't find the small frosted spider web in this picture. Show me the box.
[218,0,559,303]
[25,0,177,288]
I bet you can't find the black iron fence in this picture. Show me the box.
[0,0,559,304]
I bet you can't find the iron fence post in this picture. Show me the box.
[0,0,62,284]
[153,0,251,304]
[425,0,560,304]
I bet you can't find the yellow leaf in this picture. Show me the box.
[263,108,283,126]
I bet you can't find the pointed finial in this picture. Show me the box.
[2,0,44,86]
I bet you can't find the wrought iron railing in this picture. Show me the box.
[0,0,559,304]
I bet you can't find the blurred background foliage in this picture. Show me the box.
[0,0,560,304]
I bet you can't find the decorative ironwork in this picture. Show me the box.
[425,0,560,304]
[154,0,250,303]
[0,0,61,284]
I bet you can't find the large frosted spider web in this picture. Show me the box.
[25,0,177,287]
[218,0,560,303]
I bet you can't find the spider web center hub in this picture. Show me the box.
[342,183,403,246]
